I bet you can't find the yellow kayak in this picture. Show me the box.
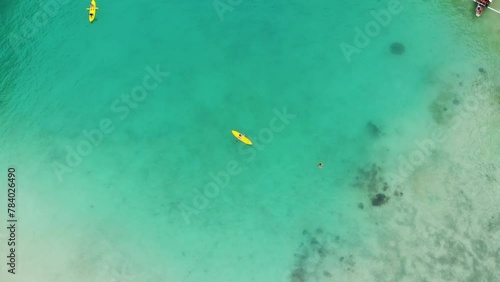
[232,130,252,145]
[87,0,98,23]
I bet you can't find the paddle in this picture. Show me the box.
[488,6,500,13]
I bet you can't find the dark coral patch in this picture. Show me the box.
[366,121,381,137]
[291,267,306,282]
[390,42,405,55]
[371,193,389,206]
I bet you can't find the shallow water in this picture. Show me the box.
[0,0,499,281]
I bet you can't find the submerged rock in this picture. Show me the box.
[310,238,320,245]
[358,203,364,209]
[429,101,450,125]
[291,267,306,282]
[317,247,327,258]
[390,42,405,55]
[366,121,381,137]
[371,193,389,206]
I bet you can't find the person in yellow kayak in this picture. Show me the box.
[87,1,98,22]
[89,2,95,16]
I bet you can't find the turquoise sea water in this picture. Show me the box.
[1,0,500,281]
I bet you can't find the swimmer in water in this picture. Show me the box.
[318,163,323,168]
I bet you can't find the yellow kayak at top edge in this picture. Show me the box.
[87,0,98,22]
[232,130,252,145]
